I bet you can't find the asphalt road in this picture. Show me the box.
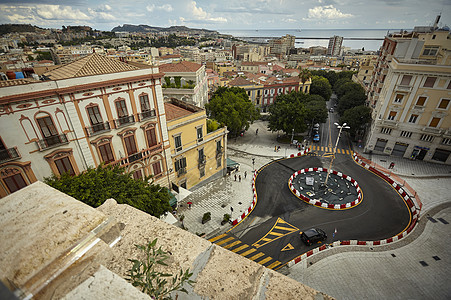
[229,99,412,267]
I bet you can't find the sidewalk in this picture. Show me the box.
[176,120,450,300]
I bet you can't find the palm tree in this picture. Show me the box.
[298,67,311,93]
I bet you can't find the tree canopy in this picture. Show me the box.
[44,164,171,217]
[340,105,372,137]
[267,92,327,135]
[310,76,332,101]
[205,87,260,136]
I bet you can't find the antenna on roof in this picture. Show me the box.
[433,13,441,29]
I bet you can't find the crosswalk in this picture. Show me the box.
[208,233,283,270]
[308,145,353,155]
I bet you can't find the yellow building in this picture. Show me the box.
[165,99,227,189]
[365,26,451,164]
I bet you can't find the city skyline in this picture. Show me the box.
[0,0,449,33]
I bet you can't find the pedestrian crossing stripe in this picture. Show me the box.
[252,218,299,248]
[281,243,294,251]
[309,146,352,155]
[322,152,334,158]
[209,233,282,269]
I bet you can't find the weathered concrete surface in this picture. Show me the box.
[62,265,151,300]
[0,182,108,292]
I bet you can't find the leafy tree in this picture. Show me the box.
[44,164,171,217]
[267,92,307,136]
[340,105,372,138]
[335,81,363,99]
[206,87,260,136]
[337,90,366,116]
[310,76,332,101]
[206,119,220,133]
[304,98,328,125]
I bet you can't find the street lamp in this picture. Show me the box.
[324,122,350,186]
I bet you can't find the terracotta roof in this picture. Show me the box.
[228,77,252,86]
[159,61,202,73]
[241,61,266,66]
[43,53,148,80]
[0,78,38,87]
[164,102,193,121]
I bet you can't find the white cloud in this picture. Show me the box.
[36,5,89,20]
[188,1,227,23]
[306,5,353,20]
[147,4,173,13]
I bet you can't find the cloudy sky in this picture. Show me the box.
[0,0,449,32]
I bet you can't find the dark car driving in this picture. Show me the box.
[301,228,327,246]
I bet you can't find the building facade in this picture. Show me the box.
[365,27,451,164]
[327,36,343,56]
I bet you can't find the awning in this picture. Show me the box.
[227,158,240,167]
[168,191,178,207]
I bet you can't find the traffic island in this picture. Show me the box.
[288,167,362,210]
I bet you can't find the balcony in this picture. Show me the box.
[85,122,111,137]
[111,143,163,167]
[140,109,156,121]
[177,167,187,177]
[128,152,143,163]
[115,115,135,128]
[198,155,206,168]
[395,85,412,92]
[0,147,20,163]
[216,147,223,158]
[36,134,69,151]
[422,127,441,134]
[381,120,398,127]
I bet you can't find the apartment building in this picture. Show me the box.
[159,61,208,108]
[365,26,451,164]
[327,36,343,56]
[269,35,295,58]
[165,99,227,190]
[227,76,264,107]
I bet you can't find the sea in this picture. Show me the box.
[216,28,405,51]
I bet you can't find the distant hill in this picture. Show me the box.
[111,24,218,35]
[0,24,44,35]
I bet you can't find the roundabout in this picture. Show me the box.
[288,167,362,210]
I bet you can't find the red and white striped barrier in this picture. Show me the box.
[286,154,421,268]
[288,167,362,210]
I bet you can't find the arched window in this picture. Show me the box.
[44,148,79,176]
[91,136,115,164]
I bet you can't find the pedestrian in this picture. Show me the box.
[239,175,241,182]
[275,145,277,152]
[234,174,237,181]
[389,162,395,169]
[256,128,259,135]
[244,171,247,179]
[278,145,281,152]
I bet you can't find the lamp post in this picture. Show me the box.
[324,122,350,186]
[291,128,295,144]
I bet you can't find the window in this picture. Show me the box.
[422,46,439,56]
[420,134,434,142]
[216,140,222,153]
[388,111,397,121]
[152,162,162,176]
[270,89,275,95]
[124,135,137,155]
[139,94,150,112]
[447,81,451,90]
[98,143,115,163]
[394,94,403,103]
[199,167,205,178]
[381,127,392,134]
[175,157,187,176]
[429,117,440,128]
[416,97,427,106]
[54,156,75,176]
[133,170,143,180]
[4,173,27,193]
[87,106,105,132]
[216,157,222,168]
[408,114,419,123]
[400,131,412,138]
[146,127,158,147]
[198,148,205,163]
[174,135,182,152]
[115,100,128,117]
[37,116,58,138]
[197,127,203,142]
[400,75,412,86]
[438,99,450,110]
[264,89,269,95]
[442,138,451,145]
[423,77,436,88]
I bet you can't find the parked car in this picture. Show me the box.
[329,107,334,113]
[313,123,320,129]
[313,134,320,142]
[301,228,327,246]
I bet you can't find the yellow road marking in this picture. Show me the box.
[208,233,227,243]
[231,244,249,253]
[267,261,282,269]
[253,218,299,248]
[258,257,273,265]
[281,243,294,251]
[240,248,257,257]
[223,240,241,249]
[249,252,265,260]
[216,237,234,246]
[268,231,284,236]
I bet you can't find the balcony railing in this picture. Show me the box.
[36,134,69,151]
[111,143,163,167]
[115,115,135,128]
[140,109,156,121]
[216,147,223,158]
[85,122,111,137]
[0,147,20,163]
[395,85,412,92]
[128,152,143,163]
[177,168,187,177]
[198,155,206,168]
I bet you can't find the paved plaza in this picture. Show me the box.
[176,120,451,299]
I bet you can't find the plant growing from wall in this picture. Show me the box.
[202,212,211,224]
[174,76,181,88]
[164,77,171,87]
[127,239,195,299]
[221,213,231,225]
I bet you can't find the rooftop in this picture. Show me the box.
[164,98,202,121]
[159,61,202,73]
